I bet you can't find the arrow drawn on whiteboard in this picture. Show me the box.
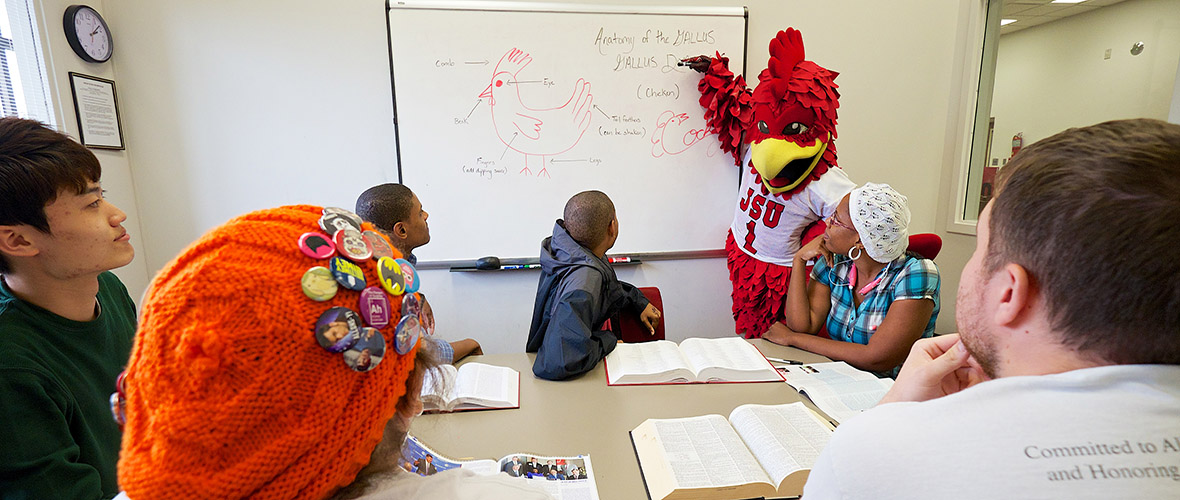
[500,132,518,160]
[550,157,603,165]
[465,59,490,65]
[507,80,542,85]
[465,99,482,120]
[593,105,611,120]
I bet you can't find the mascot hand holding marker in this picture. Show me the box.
[685,28,855,338]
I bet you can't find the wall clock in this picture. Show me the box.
[64,5,113,63]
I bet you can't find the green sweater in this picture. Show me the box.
[0,272,136,499]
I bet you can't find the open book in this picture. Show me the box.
[630,402,834,500]
[420,362,520,412]
[402,435,600,500]
[777,361,894,425]
[604,337,783,385]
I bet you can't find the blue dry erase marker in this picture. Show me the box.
[502,264,540,270]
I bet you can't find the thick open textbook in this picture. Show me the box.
[402,435,600,500]
[630,402,834,500]
[777,361,893,425]
[604,337,783,385]
[420,362,520,412]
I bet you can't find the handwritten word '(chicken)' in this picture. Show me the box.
[636,83,679,100]
[594,28,635,55]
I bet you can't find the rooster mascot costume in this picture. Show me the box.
[690,28,855,338]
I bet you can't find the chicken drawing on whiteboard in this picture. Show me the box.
[479,48,593,178]
[650,110,717,158]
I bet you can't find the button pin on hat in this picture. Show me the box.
[393,315,421,355]
[396,258,419,294]
[359,286,391,329]
[334,228,373,262]
[363,230,395,261]
[329,256,367,292]
[315,307,363,353]
[377,256,406,296]
[301,266,338,302]
[345,327,387,372]
[298,232,336,260]
[319,211,361,236]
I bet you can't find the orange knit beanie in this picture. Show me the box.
[118,205,420,499]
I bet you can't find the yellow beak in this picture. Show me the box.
[749,132,830,194]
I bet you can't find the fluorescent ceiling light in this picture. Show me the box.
[1000,18,1017,26]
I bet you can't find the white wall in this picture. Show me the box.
[93,0,977,354]
[991,0,1180,151]
[31,0,151,301]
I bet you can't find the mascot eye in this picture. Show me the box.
[757,121,769,134]
[784,122,809,135]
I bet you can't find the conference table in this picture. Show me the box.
[409,339,834,499]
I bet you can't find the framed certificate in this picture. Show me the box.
[68,72,124,149]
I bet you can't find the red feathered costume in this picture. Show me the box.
[695,28,855,338]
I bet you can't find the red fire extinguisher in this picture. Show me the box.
[1012,132,1024,157]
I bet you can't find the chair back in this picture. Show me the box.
[614,287,666,343]
[907,233,942,260]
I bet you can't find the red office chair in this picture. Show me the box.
[611,287,665,343]
[907,233,942,260]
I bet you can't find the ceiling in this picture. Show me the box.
[1000,0,1130,34]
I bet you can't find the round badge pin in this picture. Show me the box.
[401,293,421,319]
[344,327,386,372]
[329,256,367,291]
[395,258,420,293]
[359,286,392,329]
[363,230,395,260]
[377,256,406,295]
[322,207,363,227]
[334,228,373,262]
[393,315,421,355]
[319,212,361,236]
[301,266,338,301]
[298,232,336,259]
[315,307,362,353]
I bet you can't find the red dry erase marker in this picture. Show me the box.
[608,256,631,263]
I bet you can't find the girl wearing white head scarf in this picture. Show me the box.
[763,183,941,377]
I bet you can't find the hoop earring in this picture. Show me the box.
[847,246,862,261]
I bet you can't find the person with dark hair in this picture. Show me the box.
[525,190,660,380]
[355,183,481,363]
[803,119,1180,499]
[0,117,137,499]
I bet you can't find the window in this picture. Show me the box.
[0,0,55,125]
[957,0,1180,228]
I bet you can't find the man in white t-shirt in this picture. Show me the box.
[803,119,1180,499]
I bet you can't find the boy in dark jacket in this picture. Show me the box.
[526,191,661,380]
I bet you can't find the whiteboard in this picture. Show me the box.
[388,1,747,262]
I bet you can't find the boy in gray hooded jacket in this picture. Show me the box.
[525,191,661,380]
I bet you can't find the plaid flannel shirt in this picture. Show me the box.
[811,254,940,374]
